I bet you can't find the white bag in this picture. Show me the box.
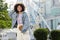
[17,29,30,40]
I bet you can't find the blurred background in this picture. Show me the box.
[0,0,60,40]
[0,0,60,30]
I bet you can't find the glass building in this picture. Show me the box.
[7,0,60,31]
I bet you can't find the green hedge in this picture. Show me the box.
[50,30,60,40]
[0,20,11,29]
[0,11,12,29]
[34,28,49,40]
[0,0,12,29]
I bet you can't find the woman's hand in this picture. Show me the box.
[17,24,23,31]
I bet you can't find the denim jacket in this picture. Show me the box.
[8,11,30,33]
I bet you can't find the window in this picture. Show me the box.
[53,0,60,7]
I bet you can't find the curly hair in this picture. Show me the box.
[14,3,25,13]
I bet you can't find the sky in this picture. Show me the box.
[5,0,17,6]
[5,0,17,3]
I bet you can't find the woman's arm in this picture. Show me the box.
[7,9,14,18]
[21,13,30,33]
[17,24,23,31]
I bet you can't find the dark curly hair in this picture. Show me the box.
[14,3,25,13]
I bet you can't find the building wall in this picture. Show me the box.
[45,0,60,30]
[7,0,60,30]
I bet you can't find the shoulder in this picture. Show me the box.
[23,12,28,16]
[23,12,27,14]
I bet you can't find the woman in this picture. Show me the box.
[8,3,30,40]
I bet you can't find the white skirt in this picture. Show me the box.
[17,29,30,40]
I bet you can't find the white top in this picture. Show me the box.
[17,13,23,25]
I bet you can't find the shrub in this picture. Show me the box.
[0,11,12,29]
[0,0,12,29]
[50,30,60,40]
[34,28,49,40]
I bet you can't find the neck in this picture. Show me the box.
[18,12,22,14]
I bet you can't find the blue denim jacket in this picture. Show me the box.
[8,11,30,33]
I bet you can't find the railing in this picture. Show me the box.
[0,29,17,40]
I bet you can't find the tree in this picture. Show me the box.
[0,0,12,29]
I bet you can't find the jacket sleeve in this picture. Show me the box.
[22,13,30,33]
[8,9,14,18]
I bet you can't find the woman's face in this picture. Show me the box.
[17,5,22,12]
